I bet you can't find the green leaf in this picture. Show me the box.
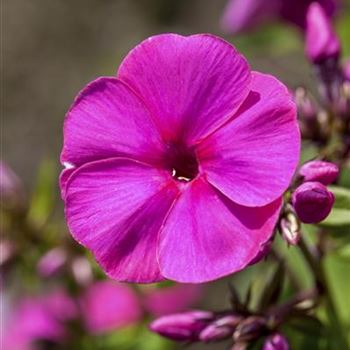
[300,142,319,164]
[288,314,326,337]
[324,253,350,346]
[338,163,350,189]
[321,186,350,227]
[27,159,57,226]
[328,186,350,209]
[274,235,314,290]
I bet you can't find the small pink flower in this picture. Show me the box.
[61,34,300,283]
[292,181,335,223]
[37,247,67,278]
[305,2,341,64]
[299,160,339,185]
[80,280,142,334]
[3,290,77,350]
[0,161,23,205]
[221,0,338,34]
[144,283,202,317]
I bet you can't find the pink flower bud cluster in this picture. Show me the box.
[292,160,338,223]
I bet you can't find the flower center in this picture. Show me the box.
[166,143,199,182]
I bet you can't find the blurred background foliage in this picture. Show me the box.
[2,1,350,349]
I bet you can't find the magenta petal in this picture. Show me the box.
[59,167,75,199]
[65,158,179,283]
[118,34,251,144]
[158,178,282,283]
[198,72,300,207]
[61,77,165,169]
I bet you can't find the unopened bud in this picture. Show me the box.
[233,316,267,343]
[37,248,67,277]
[199,315,242,342]
[292,182,334,224]
[305,3,340,65]
[299,160,339,185]
[263,333,289,350]
[149,311,213,341]
[280,215,301,246]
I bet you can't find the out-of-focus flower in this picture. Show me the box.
[292,181,335,223]
[3,290,77,350]
[80,280,142,334]
[294,87,318,121]
[0,240,16,266]
[199,315,242,342]
[305,2,341,64]
[144,283,202,317]
[37,247,67,278]
[299,160,339,185]
[61,34,299,284]
[0,161,23,207]
[344,59,350,81]
[263,333,289,350]
[149,311,213,341]
[71,256,93,286]
[221,0,337,34]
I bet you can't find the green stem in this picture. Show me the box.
[299,236,349,348]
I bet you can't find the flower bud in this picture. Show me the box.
[280,215,301,246]
[149,311,213,341]
[292,182,334,224]
[263,333,289,350]
[299,160,339,185]
[199,315,242,342]
[305,3,340,65]
[233,316,267,343]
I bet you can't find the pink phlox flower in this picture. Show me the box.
[61,34,300,283]
[221,0,338,34]
[305,2,341,64]
[3,290,77,350]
